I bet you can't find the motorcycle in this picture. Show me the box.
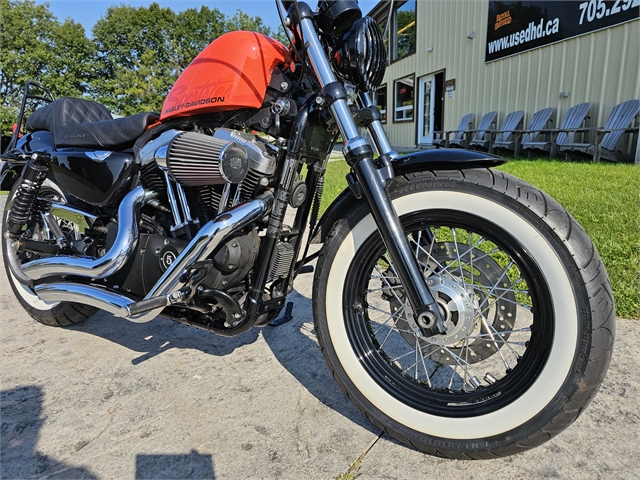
[0,0,615,459]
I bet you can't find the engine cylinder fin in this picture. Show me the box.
[140,160,167,200]
[240,169,264,203]
[184,185,225,222]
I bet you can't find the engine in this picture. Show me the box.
[132,128,280,296]
[139,128,278,218]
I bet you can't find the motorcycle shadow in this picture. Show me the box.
[71,288,378,434]
[71,311,259,364]
[261,288,380,435]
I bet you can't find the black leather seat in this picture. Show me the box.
[26,97,159,149]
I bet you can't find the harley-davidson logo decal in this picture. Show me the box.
[163,96,226,115]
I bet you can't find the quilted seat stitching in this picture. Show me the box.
[27,98,157,148]
[63,100,82,126]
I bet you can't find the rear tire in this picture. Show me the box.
[312,168,615,458]
[2,181,97,327]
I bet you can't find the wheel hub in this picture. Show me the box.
[406,275,477,346]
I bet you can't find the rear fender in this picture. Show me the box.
[2,130,55,192]
[310,149,505,244]
[0,160,24,192]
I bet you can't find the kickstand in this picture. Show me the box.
[269,301,294,326]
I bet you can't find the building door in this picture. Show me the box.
[417,75,436,145]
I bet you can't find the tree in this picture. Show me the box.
[109,48,173,116]
[226,9,272,34]
[396,9,416,59]
[91,2,177,114]
[171,6,227,69]
[0,0,54,105]
[225,9,288,44]
[0,0,93,134]
[92,3,176,75]
[47,19,96,97]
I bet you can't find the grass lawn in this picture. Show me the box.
[321,158,639,320]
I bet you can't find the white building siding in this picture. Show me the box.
[378,0,639,149]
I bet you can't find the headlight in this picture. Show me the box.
[316,0,361,37]
[332,16,387,92]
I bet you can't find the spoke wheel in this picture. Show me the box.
[313,169,615,458]
[346,211,551,417]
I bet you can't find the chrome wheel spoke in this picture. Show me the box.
[360,221,534,395]
[478,310,512,371]
[366,284,404,293]
[451,228,467,285]
[479,310,523,362]
[466,327,531,338]
[417,337,433,388]
[440,344,491,388]
[368,304,410,335]
[408,230,446,276]
[373,263,404,305]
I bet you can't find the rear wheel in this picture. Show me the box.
[313,169,615,458]
[2,181,96,326]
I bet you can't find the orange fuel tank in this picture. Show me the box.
[160,31,291,121]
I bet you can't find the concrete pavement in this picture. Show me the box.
[1,194,639,479]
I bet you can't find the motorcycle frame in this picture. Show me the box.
[3,1,505,337]
[243,2,507,334]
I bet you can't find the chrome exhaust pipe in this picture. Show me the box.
[145,191,273,299]
[35,283,133,318]
[35,192,274,323]
[20,186,153,281]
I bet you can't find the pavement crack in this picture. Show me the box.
[63,367,122,458]
[335,429,384,479]
[71,415,113,455]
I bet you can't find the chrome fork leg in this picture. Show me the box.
[351,157,446,335]
[293,7,445,335]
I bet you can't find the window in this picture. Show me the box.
[374,85,387,123]
[371,0,416,63]
[376,16,390,60]
[393,76,414,122]
[393,0,416,61]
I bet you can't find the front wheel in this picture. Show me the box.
[313,169,615,459]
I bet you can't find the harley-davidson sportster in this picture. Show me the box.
[0,0,615,459]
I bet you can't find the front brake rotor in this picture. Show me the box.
[383,242,517,365]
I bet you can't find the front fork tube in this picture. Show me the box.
[295,8,446,335]
[357,91,397,160]
[352,158,446,335]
